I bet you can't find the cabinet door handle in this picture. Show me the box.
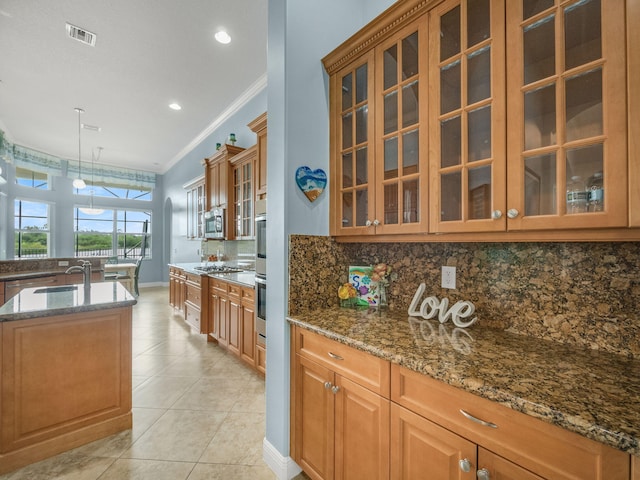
[373,219,380,226]
[459,458,472,472]
[476,468,490,480]
[324,381,332,390]
[331,385,340,394]
[506,208,519,219]
[459,409,498,429]
[365,220,372,227]
[491,210,502,220]
[328,352,344,361]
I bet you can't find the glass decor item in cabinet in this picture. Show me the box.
[375,23,428,234]
[505,0,627,230]
[429,0,506,233]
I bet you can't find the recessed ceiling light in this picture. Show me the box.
[169,103,182,111]
[215,30,231,44]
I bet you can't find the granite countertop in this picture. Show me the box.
[169,263,255,288]
[0,281,137,322]
[288,306,640,456]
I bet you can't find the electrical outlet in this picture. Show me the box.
[442,266,456,289]
[58,261,69,267]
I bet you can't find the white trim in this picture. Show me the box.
[162,73,268,174]
[263,437,302,480]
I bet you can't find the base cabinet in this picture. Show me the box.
[291,327,633,480]
[292,326,391,480]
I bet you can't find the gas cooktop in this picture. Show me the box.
[193,265,244,274]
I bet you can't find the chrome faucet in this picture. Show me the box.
[65,260,92,291]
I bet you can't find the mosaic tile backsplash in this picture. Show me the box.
[288,235,640,358]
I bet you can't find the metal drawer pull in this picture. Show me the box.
[324,381,332,390]
[328,352,344,361]
[459,409,498,429]
[459,458,472,472]
[331,385,340,394]
[477,468,490,479]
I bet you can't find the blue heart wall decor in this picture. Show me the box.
[295,166,327,202]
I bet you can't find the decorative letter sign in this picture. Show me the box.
[408,283,478,328]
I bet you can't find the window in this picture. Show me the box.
[74,208,151,259]
[15,200,49,258]
[15,167,48,189]
[77,184,152,201]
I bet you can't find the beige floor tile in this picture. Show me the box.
[187,463,276,480]
[170,377,244,412]
[131,353,180,377]
[0,452,115,480]
[199,412,266,465]
[97,458,195,480]
[133,375,199,408]
[122,409,226,462]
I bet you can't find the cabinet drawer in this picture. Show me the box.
[209,278,228,294]
[185,273,201,286]
[186,286,201,307]
[391,364,629,480]
[241,286,255,302]
[294,326,390,397]
[228,284,241,300]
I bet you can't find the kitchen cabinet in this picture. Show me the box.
[184,272,206,333]
[169,266,186,313]
[391,363,630,480]
[227,283,242,356]
[209,277,229,347]
[291,326,391,480]
[324,0,637,241]
[248,112,267,201]
[230,146,256,239]
[240,286,256,368]
[184,175,205,239]
[204,144,244,212]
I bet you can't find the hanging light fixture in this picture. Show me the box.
[79,146,104,215]
[72,107,86,189]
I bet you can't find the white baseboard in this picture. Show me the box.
[263,437,302,479]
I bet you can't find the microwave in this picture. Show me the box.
[204,207,226,239]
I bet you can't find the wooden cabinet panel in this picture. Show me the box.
[227,296,241,356]
[334,375,389,480]
[391,403,476,480]
[294,327,390,397]
[477,448,543,480]
[391,364,629,480]
[204,144,244,212]
[256,340,266,375]
[294,354,335,480]
[230,146,257,239]
[241,302,255,366]
[248,112,267,200]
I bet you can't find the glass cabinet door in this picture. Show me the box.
[331,53,375,235]
[429,0,506,233]
[374,22,428,234]
[506,0,627,230]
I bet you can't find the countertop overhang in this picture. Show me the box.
[0,281,137,321]
[288,306,640,456]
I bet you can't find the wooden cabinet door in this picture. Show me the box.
[227,296,241,356]
[334,375,390,480]
[240,302,255,366]
[217,294,229,347]
[391,403,476,480]
[209,291,220,340]
[477,448,543,480]
[329,52,377,236]
[429,0,506,234]
[294,354,335,480]
[373,21,429,235]
[505,0,627,230]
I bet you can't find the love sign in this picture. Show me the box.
[407,283,478,328]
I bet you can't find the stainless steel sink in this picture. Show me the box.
[33,285,78,294]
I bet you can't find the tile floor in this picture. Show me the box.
[0,286,279,480]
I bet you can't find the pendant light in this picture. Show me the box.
[72,107,86,189]
[79,146,104,215]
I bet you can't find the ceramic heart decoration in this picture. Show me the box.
[295,166,327,202]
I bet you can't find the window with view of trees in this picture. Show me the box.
[74,208,151,259]
[14,200,49,258]
[15,167,48,189]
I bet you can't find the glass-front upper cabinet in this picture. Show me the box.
[374,23,428,234]
[331,52,375,236]
[505,0,627,230]
[429,0,506,233]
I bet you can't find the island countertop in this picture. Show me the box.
[0,281,137,322]
[288,306,640,457]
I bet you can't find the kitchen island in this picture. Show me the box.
[0,282,136,475]
[289,307,640,478]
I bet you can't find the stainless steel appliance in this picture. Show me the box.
[204,207,226,239]
[255,206,266,345]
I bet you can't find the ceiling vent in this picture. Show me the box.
[66,22,97,47]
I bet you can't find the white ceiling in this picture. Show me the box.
[0,0,267,174]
